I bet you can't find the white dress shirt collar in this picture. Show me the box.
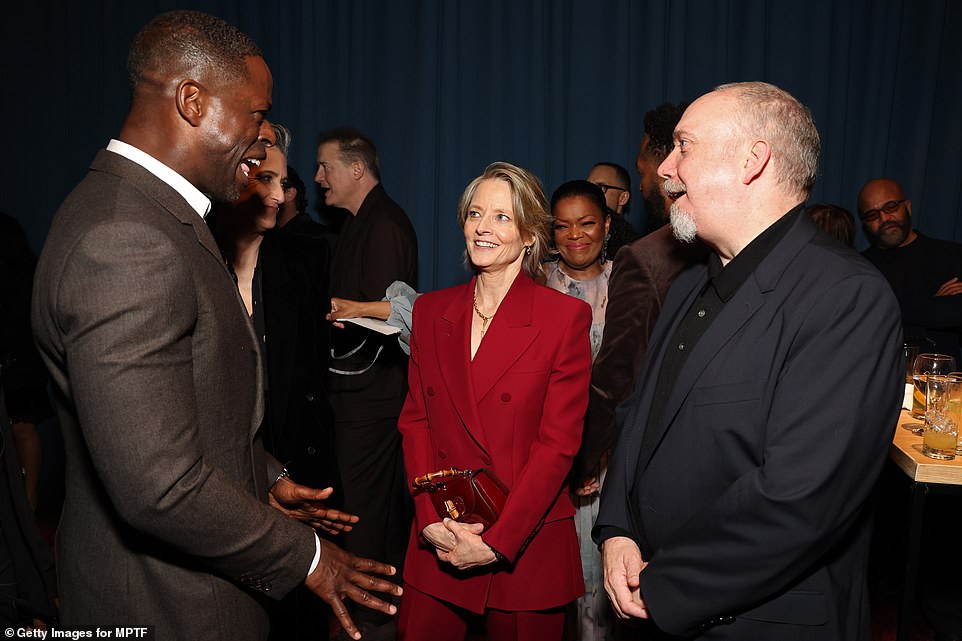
[106,139,212,219]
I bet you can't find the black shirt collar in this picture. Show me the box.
[708,204,804,301]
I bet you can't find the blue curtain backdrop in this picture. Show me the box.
[4,0,961,291]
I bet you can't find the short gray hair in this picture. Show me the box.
[714,81,820,199]
[271,123,292,156]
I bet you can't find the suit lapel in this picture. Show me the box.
[437,279,491,454]
[636,278,766,470]
[634,213,817,473]
[92,151,265,438]
[620,265,704,485]
[94,151,226,265]
[470,273,540,402]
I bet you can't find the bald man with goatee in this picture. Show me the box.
[595,82,901,641]
[859,178,962,360]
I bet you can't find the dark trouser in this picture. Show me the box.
[334,415,410,634]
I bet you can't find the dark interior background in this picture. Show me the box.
[5,0,961,291]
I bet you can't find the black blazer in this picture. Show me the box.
[259,229,339,494]
[0,391,57,626]
[596,214,903,640]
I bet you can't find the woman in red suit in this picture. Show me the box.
[396,162,592,640]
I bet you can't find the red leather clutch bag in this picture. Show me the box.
[412,467,509,529]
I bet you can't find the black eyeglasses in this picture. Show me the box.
[594,183,627,195]
[860,199,905,223]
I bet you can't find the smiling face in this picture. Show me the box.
[657,91,742,246]
[463,178,532,276]
[232,145,287,233]
[197,56,275,203]
[552,195,610,278]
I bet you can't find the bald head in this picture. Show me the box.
[858,179,904,211]
[714,81,820,200]
[858,178,915,249]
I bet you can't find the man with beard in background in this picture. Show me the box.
[860,178,962,361]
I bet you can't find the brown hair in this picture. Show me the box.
[808,202,855,247]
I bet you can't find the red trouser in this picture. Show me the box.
[397,582,566,641]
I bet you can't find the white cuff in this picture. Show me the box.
[308,532,321,577]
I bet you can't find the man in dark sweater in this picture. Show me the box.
[859,178,962,361]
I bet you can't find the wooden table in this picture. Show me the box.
[889,409,962,641]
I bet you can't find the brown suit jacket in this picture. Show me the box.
[575,225,707,482]
[32,150,315,639]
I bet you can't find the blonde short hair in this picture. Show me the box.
[457,162,550,280]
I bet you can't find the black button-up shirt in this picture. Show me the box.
[597,204,803,547]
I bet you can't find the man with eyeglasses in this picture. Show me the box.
[859,178,962,361]
[588,161,640,259]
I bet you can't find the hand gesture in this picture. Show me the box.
[269,477,359,535]
[602,536,650,620]
[435,518,498,570]
[305,539,403,640]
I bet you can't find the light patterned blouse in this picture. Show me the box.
[543,260,611,362]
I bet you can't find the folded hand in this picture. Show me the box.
[435,519,497,570]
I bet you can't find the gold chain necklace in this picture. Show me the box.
[473,293,494,336]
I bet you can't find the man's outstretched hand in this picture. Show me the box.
[305,539,403,640]
[269,477,359,535]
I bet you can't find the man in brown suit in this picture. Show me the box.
[31,11,399,640]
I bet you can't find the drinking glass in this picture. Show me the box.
[911,354,957,420]
[952,373,962,455]
[922,375,961,460]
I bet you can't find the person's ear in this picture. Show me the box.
[618,189,630,208]
[905,199,913,217]
[741,139,771,185]
[604,215,611,236]
[351,161,364,180]
[176,80,205,126]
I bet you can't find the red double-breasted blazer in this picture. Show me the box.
[398,272,592,613]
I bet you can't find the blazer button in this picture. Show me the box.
[438,449,447,459]
[501,392,511,402]
[306,446,316,455]
[306,393,314,402]
[427,386,436,396]
[480,455,492,466]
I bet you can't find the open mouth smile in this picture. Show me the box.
[240,157,262,179]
